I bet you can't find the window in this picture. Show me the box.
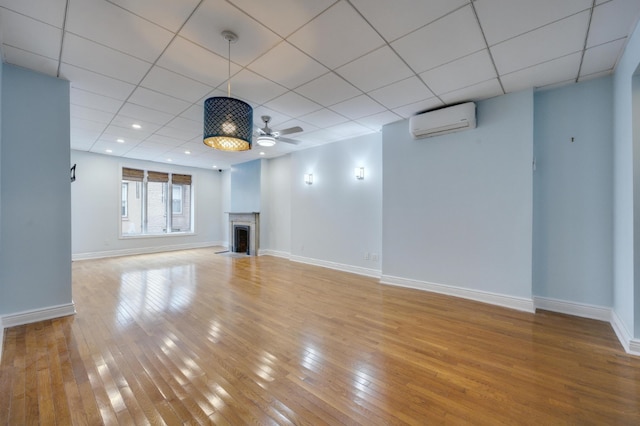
[121,183,128,217]
[172,185,183,214]
[121,168,193,236]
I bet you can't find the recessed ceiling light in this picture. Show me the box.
[132,123,142,129]
[167,158,173,162]
[212,165,217,168]
[105,149,113,153]
[185,150,191,155]
[116,138,125,143]
[260,152,265,156]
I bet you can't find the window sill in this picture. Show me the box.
[120,232,196,240]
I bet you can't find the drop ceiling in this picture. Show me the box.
[1,0,639,170]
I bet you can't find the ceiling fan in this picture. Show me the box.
[255,115,303,147]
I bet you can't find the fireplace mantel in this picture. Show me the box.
[227,212,259,255]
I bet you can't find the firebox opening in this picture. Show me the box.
[233,225,250,255]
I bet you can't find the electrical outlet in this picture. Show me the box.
[371,253,378,262]
[364,252,370,260]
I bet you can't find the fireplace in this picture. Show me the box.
[233,225,250,255]
[227,212,259,256]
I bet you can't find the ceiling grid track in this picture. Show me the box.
[576,0,597,83]
[469,0,505,95]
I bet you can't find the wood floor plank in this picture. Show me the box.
[1,247,640,424]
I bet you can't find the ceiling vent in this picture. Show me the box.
[410,102,476,139]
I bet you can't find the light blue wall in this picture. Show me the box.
[533,77,613,306]
[291,133,382,270]
[382,90,533,298]
[230,159,261,212]
[613,19,640,338]
[0,64,71,315]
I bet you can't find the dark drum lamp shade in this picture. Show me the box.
[203,97,253,151]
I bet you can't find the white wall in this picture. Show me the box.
[70,150,224,258]
[382,90,534,306]
[1,65,72,315]
[260,155,292,255]
[533,77,613,306]
[290,133,382,275]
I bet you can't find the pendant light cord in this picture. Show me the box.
[227,38,231,97]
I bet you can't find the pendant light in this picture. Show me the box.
[203,31,253,151]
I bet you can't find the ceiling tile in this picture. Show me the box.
[70,105,114,124]
[491,11,589,75]
[70,88,123,113]
[179,0,282,67]
[299,108,349,128]
[66,0,173,63]
[157,36,237,88]
[326,121,372,139]
[106,120,161,139]
[180,104,205,123]
[350,0,467,42]
[336,46,414,92]
[420,50,497,96]
[474,0,592,46]
[70,128,101,150]
[228,0,337,37]
[288,1,385,69]
[128,87,192,116]
[71,118,109,132]
[251,106,292,128]
[1,9,62,59]
[141,66,212,103]
[392,98,444,118]
[580,38,626,76]
[59,64,136,100]
[166,116,202,133]
[155,126,200,144]
[0,0,67,27]
[501,53,582,93]
[108,0,201,32]
[226,69,289,105]
[439,78,504,105]
[587,0,640,47]
[247,41,328,89]
[119,103,174,126]
[369,77,434,109]
[264,91,322,118]
[62,33,151,83]
[356,111,403,131]
[391,5,486,73]
[330,95,386,120]
[91,139,131,156]
[2,46,59,76]
[276,118,318,135]
[295,72,361,107]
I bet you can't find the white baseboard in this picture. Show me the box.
[380,274,535,313]
[290,255,381,279]
[1,302,77,328]
[533,296,612,322]
[72,241,224,261]
[258,249,291,259]
[610,310,640,356]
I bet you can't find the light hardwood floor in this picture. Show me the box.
[1,247,639,425]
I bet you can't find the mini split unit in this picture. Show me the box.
[409,102,476,139]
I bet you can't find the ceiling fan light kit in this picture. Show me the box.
[203,31,253,152]
[256,135,276,147]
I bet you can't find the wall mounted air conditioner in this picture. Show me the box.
[409,102,476,139]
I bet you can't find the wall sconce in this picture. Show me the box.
[304,173,313,185]
[355,167,365,180]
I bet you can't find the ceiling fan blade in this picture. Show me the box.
[278,137,300,145]
[277,126,303,136]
